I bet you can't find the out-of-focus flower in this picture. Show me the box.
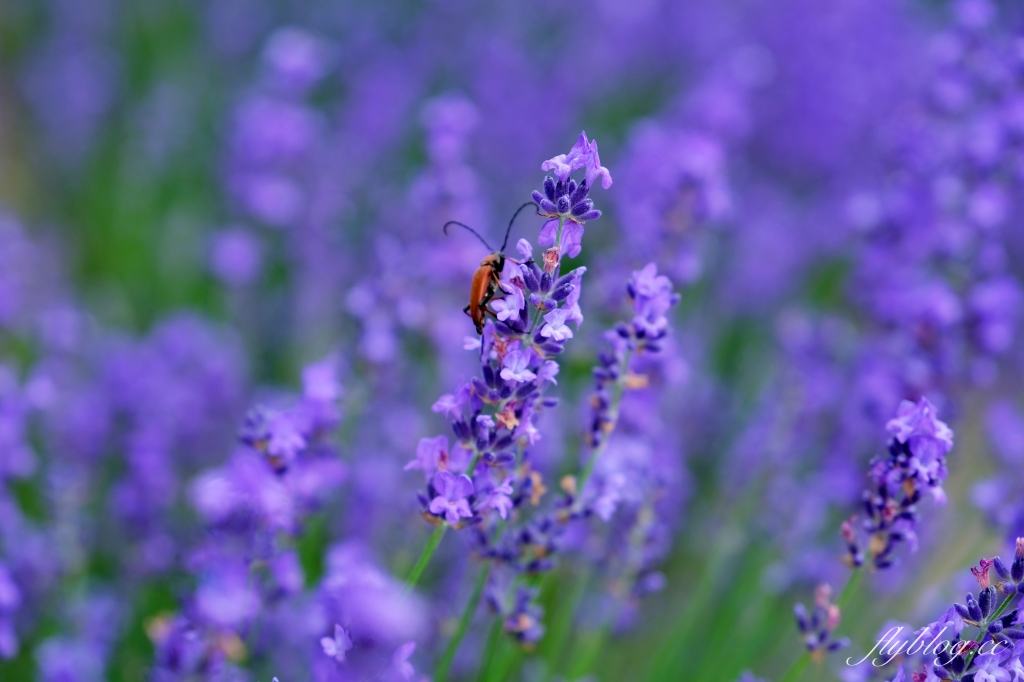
[320,624,353,663]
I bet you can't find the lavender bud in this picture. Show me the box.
[794,604,809,632]
[980,586,996,618]
[569,181,590,205]
[531,190,544,204]
[540,272,552,293]
[827,638,850,652]
[556,195,571,214]
[571,199,594,217]
[551,283,574,302]
[954,603,971,620]
[453,419,471,441]
[967,595,982,621]
[989,621,1004,634]
[553,269,579,288]
[521,264,539,291]
[543,176,556,201]
[994,557,1010,579]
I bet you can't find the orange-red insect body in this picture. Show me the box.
[466,252,506,334]
[444,201,536,335]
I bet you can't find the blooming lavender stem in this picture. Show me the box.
[577,346,632,492]
[406,525,448,589]
[404,132,611,675]
[842,397,954,570]
[778,570,862,682]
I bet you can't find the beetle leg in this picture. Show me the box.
[479,286,497,310]
[463,304,472,317]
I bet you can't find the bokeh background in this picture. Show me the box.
[0,0,1022,680]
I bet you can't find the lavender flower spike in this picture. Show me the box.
[793,584,849,661]
[842,396,955,570]
[534,131,611,266]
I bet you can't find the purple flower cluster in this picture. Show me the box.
[849,1,1024,398]
[11,0,1024,680]
[794,584,849,659]
[770,398,956,680]
[841,398,954,570]
[398,135,687,659]
[865,539,1024,682]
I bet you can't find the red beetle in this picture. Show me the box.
[444,202,535,334]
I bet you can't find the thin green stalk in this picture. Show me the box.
[645,526,745,681]
[436,563,491,681]
[540,568,591,680]
[836,567,862,609]
[778,652,810,682]
[406,525,448,589]
[566,623,612,680]
[477,617,504,682]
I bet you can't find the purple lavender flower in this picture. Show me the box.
[391,641,417,681]
[320,623,353,663]
[261,27,333,92]
[476,476,514,519]
[842,397,955,570]
[794,584,849,658]
[429,471,475,524]
[500,350,537,384]
[532,132,611,268]
[540,309,574,341]
[209,228,263,286]
[405,435,467,480]
[885,397,955,470]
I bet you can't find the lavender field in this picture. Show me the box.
[1,0,1023,681]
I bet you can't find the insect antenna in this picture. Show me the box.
[443,221,495,252]
[500,201,540,253]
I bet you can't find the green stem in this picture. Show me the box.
[540,568,591,680]
[777,568,862,682]
[477,617,504,682]
[436,563,491,681]
[778,652,810,682]
[406,525,448,589]
[836,568,862,609]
